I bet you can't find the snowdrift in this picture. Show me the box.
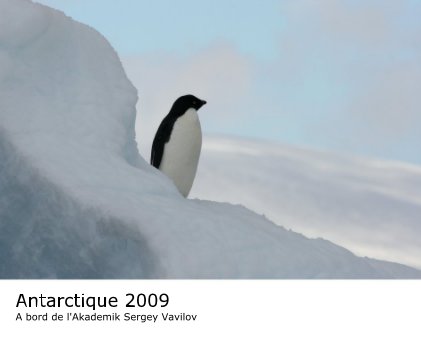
[0,0,420,278]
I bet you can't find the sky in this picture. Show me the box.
[35,0,421,165]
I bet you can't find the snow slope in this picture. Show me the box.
[191,136,421,269]
[0,0,420,278]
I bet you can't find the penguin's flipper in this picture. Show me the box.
[151,137,164,168]
[150,119,173,169]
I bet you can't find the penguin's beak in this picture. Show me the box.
[201,100,207,106]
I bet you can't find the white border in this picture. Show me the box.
[1,280,420,355]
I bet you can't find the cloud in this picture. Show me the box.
[191,135,421,269]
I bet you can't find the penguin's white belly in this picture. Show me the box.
[159,108,202,197]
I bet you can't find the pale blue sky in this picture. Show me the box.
[37,0,284,60]
[36,0,421,165]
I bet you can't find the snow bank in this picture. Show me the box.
[0,0,420,278]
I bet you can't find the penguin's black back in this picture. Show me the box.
[150,95,206,169]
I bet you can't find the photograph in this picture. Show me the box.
[1,0,420,279]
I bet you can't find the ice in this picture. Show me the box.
[0,0,420,278]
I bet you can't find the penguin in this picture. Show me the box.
[151,94,207,197]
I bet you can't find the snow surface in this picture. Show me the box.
[191,136,421,269]
[1,0,420,278]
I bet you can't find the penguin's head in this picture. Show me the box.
[170,94,207,116]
